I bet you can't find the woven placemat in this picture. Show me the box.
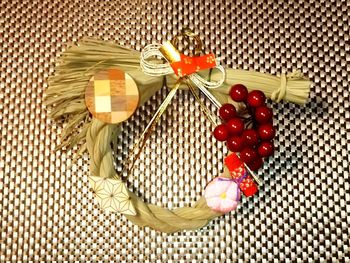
[0,0,349,261]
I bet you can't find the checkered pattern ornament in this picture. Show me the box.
[85,69,139,124]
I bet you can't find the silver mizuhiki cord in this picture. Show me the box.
[140,43,224,109]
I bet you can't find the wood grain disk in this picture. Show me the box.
[85,68,139,124]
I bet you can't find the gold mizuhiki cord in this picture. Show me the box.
[121,81,181,175]
[123,30,262,185]
[122,79,220,176]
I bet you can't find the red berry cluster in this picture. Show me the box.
[213,84,276,171]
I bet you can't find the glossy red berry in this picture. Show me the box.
[230,84,248,102]
[240,147,258,164]
[227,136,245,152]
[226,118,245,135]
[247,90,266,107]
[219,103,236,121]
[213,124,229,141]
[255,106,273,124]
[248,156,264,171]
[258,141,274,157]
[242,129,260,146]
[258,123,276,141]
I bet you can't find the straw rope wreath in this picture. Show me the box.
[46,30,310,233]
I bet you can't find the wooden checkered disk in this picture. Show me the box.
[85,69,139,124]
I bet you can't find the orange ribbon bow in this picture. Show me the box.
[170,53,216,77]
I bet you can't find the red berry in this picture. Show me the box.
[255,106,273,124]
[219,103,236,121]
[213,124,229,141]
[227,136,245,152]
[242,129,260,146]
[258,123,276,141]
[247,90,266,107]
[226,118,244,135]
[248,156,264,171]
[240,147,258,164]
[258,141,274,157]
[230,84,248,102]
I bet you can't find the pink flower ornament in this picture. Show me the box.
[204,177,241,213]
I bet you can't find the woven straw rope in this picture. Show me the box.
[45,39,310,233]
[86,118,223,233]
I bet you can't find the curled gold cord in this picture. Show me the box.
[171,28,203,56]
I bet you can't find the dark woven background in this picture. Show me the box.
[0,0,349,261]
